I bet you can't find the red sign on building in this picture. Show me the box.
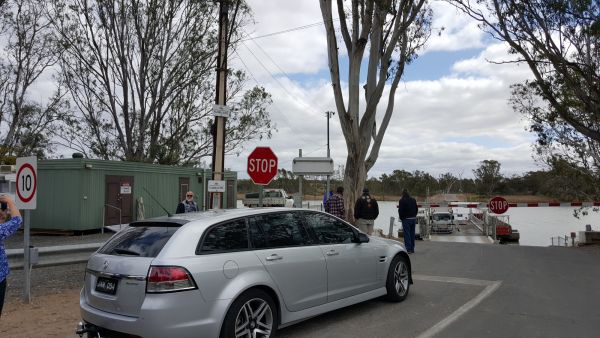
[247,147,278,185]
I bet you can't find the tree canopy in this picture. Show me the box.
[0,0,274,165]
[451,0,600,198]
[47,0,273,164]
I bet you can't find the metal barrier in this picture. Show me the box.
[550,235,575,247]
[7,242,104,269]
[301,202,323,211]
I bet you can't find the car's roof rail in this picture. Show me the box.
[129,219,190,227]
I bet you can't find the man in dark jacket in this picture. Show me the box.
[398,189,418,253]
[354,188,379,235]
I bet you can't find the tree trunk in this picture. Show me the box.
[343,149,367,223]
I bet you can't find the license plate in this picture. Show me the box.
[95,276,118,295]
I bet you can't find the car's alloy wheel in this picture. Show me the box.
[385,255,410,302]
[235,298,273,338]
[221,289,278,338]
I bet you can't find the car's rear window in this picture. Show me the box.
[99,227,179,257]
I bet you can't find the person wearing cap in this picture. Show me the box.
[398,189,418,253]
[176,191,199,214]
[354,188,379,235]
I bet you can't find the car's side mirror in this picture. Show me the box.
[356,233,370,243]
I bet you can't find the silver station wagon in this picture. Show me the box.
[77,208,412,338]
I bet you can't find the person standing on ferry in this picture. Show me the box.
[398,189,418,253]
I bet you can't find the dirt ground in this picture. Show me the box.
[1,288,80,338]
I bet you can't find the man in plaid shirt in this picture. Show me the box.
[325,186,346,220]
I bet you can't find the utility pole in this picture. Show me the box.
[325,111,335,204]
[211,0,229,209]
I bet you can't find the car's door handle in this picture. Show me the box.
[326,250,339,256]
[265,254,283,261]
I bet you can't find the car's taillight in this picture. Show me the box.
[146,266,197,293]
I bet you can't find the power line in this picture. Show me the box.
[233,48,315,147]
[240,18,339,42]
[249,38,292,82]
[241,41,321,115]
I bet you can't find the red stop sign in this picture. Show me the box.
[489,196,509,214]
[247,147,278,185]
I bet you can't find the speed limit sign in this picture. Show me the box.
[16,156,37,209]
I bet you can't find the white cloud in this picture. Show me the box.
[237,0,329,76]
[425,2,487,52]
[228,36,540,181]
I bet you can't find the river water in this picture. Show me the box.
[238,200,600,247]
[374,201,600,247]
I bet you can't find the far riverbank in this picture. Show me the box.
[237,192,562,203]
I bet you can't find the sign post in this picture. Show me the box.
[247,147,278,207]
[489,196,509,214]
[16,156,37,303]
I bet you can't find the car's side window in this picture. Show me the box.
[249,212,310,249]
[304,212,356,244]
[199,219,248,253]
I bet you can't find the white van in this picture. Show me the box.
[430,211,454,233]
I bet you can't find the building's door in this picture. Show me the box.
[105,175,134,225]
[179,177,190,203]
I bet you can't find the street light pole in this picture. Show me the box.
[325,111,335,205]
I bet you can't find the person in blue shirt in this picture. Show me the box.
[323,190,333,206]
[0,195,22,317]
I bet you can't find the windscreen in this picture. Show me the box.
[98,226,179,257]
[433,214,451,221]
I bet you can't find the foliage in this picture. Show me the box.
[472,160,502,197]
[49,0,273,164]
[320,0,432,221]
[451,0,600,199]
[0,0,66,158]
[239,160,599,203]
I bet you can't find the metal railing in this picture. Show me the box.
[550,235,576,247]
[301,202,323,211]
[7,242,104,269]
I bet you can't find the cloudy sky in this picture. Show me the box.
[225,1,544,180]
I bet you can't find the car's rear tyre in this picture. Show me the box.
[221,289,278,338]
[385,254,410,302]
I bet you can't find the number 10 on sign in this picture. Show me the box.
[16,156,37,209]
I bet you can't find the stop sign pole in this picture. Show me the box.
[247,147,278,207]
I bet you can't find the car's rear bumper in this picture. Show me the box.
[79,289,230,338]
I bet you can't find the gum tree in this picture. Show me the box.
[0,0,66,158]
[320,0,432,221]
[49,0,274,164]
[451,0,600,198]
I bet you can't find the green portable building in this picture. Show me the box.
[30,158,237,231]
